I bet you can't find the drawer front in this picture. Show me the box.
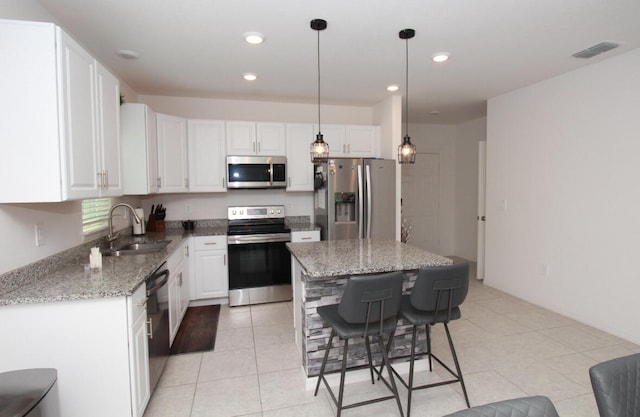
[291,230,320,243]
[195,235,227,251]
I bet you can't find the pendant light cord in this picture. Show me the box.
[317,28,321,135]
[404,36,409,139]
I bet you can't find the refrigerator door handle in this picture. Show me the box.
[357,164,364,239]
[365,164,372,239]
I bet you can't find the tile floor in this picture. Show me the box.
[143,262,640,417]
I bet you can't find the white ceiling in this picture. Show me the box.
[35,0,640,124]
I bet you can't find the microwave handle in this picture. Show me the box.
[269,162,273,186]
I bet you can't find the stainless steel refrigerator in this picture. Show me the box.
[314,158,396,240]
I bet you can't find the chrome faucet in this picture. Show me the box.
[107,203,142,246]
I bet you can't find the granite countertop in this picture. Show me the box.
[0,219,316,307]
[0,226,226,307]
[287,239,452,279]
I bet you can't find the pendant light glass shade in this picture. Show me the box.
[398,28,417,164]
[310,133,329,160]
[398,135,417,163]
[310,19,329,162]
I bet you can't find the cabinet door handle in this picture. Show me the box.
[136,297,148,308]
[97,172,103,189]
[185,245,189,257]
[185,178,189,188]
[257,141,260,153]
[224,254,226,265]
[223,177,226,188]
[146,317,154,339]
[178,272,183,286]
[253,141,256,153]
[204,242,217,246]
[301,237,312,240]
[157,177,162,188]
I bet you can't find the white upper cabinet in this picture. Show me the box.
[156,113,189,193]
[120,103,159,195]
[96,63,122,196]
[286,123,315,191]
[319,124,380,158]
[187,120,227,192]
[0,20,122,202]
[226,121,286,155]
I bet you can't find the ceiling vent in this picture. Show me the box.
[572,42,620,59]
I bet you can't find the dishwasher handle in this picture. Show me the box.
[146,269,169,297]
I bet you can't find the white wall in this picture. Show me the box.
[485,48,640,344]
[455,117,487,261]
[138,95,374,125]
[373,95,403,240]
[409,123,457,255]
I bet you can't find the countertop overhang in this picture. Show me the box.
[286,238,452,279]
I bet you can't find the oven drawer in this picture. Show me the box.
[195,235,227,251]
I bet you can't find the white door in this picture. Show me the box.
[477,141,487,279]
[401,153,440,253]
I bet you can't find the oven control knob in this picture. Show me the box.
[269,209,274,214]
[276,209,281,214]
[231,210,236,215]
[240,210,244,214]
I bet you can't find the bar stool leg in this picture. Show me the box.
[336,338,350,417]
[365,335,375,384]
[378,333,405,417]
[426,324,433,371]
[407,324,418,417]
[315,329,336,396]
[444,323,470,408]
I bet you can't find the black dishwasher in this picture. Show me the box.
[146,262,170,393]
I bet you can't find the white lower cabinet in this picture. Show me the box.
[128,285,151,417]
[168,241,189,344]
[192,236,228,300]
[0,292,149,417]
[290,230,320,348]
[291,230,321,243]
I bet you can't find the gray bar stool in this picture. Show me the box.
[314,271,405,417]
[390,263,471,417]
[589,353,640,417]
[443,396,559,417]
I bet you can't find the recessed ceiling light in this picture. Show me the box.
[430,110,441,115]
[387,85,399,92]
[432,52,449,63]
[116,49,139,60]
[243,73,257,81]
[244,32,265,45]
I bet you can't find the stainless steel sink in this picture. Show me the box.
[103,240,171,256]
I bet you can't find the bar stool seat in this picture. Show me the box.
[314,271,405,417]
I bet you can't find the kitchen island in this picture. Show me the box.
[286,238,452,377]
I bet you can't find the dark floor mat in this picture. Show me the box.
[170,305,221,355]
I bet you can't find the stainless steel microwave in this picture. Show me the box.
[226,155,287,189]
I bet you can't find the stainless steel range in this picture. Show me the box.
[227,205,292,306]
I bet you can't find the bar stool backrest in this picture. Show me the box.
[338,271,403,329]
[410,263,469,320]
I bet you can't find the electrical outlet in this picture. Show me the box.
[35,223,45,247]
[185,204,192,213]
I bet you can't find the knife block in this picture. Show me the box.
[146,214,165,232]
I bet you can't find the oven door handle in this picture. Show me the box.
[227,234,291,245]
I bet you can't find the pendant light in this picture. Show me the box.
[398,28,417,164]
[310,18,329,162]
